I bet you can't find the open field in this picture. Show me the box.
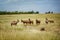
[0,14,60,40]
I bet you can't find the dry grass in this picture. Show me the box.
[0,14,60,40]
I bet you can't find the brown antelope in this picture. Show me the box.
[45,18,48,24]
[21,19,29,24]
[45,20,48,24]
[36,19,41,24]
[40,28,45,31]
[21,18,33,24]
[11,19,19,26]
[45,18,54,24]
[48,20,54,23]
[28,18,33,24]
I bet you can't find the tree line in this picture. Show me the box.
[0,11,54,15]
[45,11,53,14]
[0,11,39,15]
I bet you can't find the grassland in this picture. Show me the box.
[0,14,60,40]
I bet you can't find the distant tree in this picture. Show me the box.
[31,10,34,13]
[19,12,23,14]
[45,11,51,14]
[48,11,50,13]
[27,10,34,14]
[51,11,53,14]
[35,11,39,14]
[15,11,18,14]
[45,12,48,14]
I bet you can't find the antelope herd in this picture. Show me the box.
[11,18,54,26]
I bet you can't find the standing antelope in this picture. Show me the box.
[11,19,19,26]
[36,19,41,24]
[28,18,33,24]
[45,18,48,24]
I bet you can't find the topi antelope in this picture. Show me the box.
[45,18,54,24]
[28,18,33,24]
[45,18,48,24]
[36,19,41,24]
[40,28,45,31]
[48,20,54,23]
[11,19,19,26]
[21,18,33,24]
[21,19,29,24]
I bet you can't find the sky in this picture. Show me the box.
[0,0,60,13]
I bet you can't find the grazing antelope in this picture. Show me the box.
[21,19,29,24]
[36,19,41,24]
[21,18,33,24]
[11,19,19,26]
[48,20,54,23]
[45,18,54,24]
